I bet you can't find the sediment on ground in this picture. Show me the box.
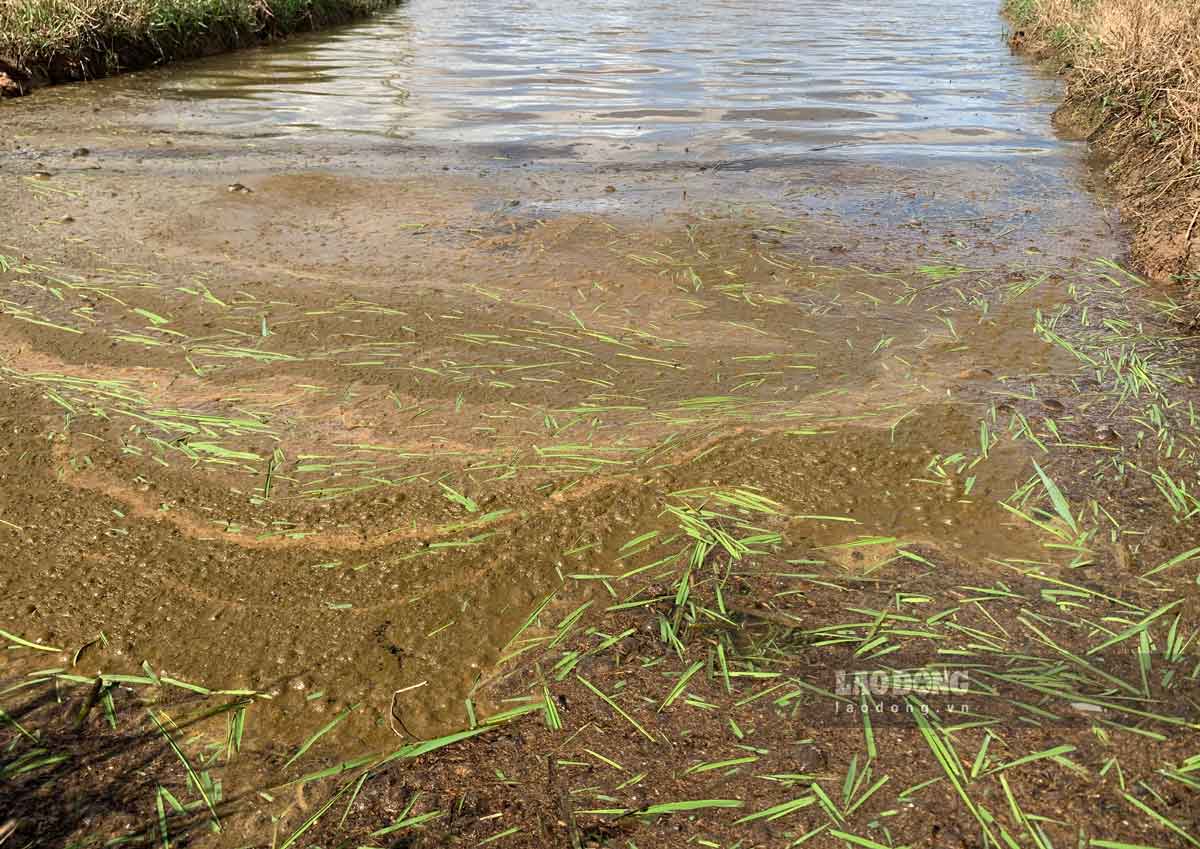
[1,7,1199,845]
[1005,0,1200,292]
[0,0,399,95]
[2,186,1199,846]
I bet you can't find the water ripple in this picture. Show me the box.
[96,0,1067,161]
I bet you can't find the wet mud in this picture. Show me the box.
[1,1,1199,847]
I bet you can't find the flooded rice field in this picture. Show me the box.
[1,0,1198,847]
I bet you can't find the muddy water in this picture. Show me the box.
[112,0,1062,157]
[0,0,1144,765]
[6,0,1120,268]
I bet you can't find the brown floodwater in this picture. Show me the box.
[79,0,1070,156]
[0,0,1167,788]
[2,0,1122,272]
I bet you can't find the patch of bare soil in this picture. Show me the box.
[1053,100,1200,291]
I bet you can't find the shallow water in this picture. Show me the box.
[80,0,1068,162]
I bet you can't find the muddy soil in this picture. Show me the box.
[1,4,1199,847]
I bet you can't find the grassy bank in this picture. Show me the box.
[0,0,397,94]
[1005,0,1200,289]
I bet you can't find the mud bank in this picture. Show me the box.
[1005,0,1200,293]
[0,0,401,97]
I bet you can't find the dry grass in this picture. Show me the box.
[1008,0,1200,285]
[0,0,395,89]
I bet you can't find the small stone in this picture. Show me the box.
[60,215,74,224]
[72,147,90,158]
[0,72,24,98]
[227,182,252,193]
[957,367,994,380]
[1041,398,1065,412]
[604,185,616,193]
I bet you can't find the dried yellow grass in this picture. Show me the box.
[1009,0,1200,282]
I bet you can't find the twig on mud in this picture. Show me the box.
[388,681,427,739]
[72,675,103,731]
[547,755,582,849]
[1185,202,1200,244]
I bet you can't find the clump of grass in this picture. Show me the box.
[1005,0,1200,284]
[0,0,398,87]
